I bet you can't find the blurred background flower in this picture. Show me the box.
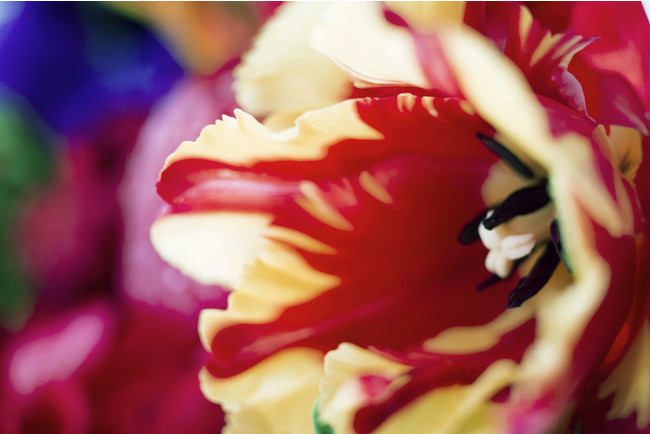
[0,2,274,432]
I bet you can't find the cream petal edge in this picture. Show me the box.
[319,343,411,433]
[512,173,612,406]
[439,25,638,423]
[200,347,325,434]
[385,1,466,31]
[197,237,341,350]
[147,211,342,350]
[438,28,632,238]
[151,211,340,333]
[599,320,650,429]
[319,344,516,434]
[373,360,516,434]
[423,304,535,355]
[311,2,430,89]
[233,1,351,120]
[162,99,383,170]
[150,212,273,288]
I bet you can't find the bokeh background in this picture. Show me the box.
[0,3,275,432]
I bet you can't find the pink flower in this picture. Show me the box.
[120,66,239,316]
[0,301,224,434]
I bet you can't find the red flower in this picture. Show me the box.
[152,3,650,433]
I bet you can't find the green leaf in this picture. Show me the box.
[0,93,55,329]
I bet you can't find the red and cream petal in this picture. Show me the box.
[358,360,518,434]
[318,343,411,433]
[182,96,515,379]
[317,344,520,434]
[571,130,650,433]
[233,2,352,128]
[199,348,324,434]
[562,2,650,133]
[158,99,381,176]
[318,322,536,434]
[154,93,518,377]
[568,1,650,109]
[598,320,650,430]
[433,25,646,433]
[153,12,650,431]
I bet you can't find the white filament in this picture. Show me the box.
[478,206,554,278]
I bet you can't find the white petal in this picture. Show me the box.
[150,212,272,288]
[234,2,351,121]
[312,2,430,88]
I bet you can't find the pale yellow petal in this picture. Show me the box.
[437,26,640,421]
[319,344,411,433]
[312,2,430,88]
[438,28,634,238]
[513,176,612,404]
[236,234,340,306]
[319,346,516,434]
[374,360,516,434]
[602,125,644,181]
[200,348,325,434]
[199,292,280,352]
[424,305,534,354]
[196,226,339,349]
[234,2,351,121]
[481,163,529,209]
[150,212,272,288]
[162,100,382,170]
[386,1,466,31]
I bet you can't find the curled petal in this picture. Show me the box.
[151,212,273,288]
[599,321,650,429]
[319,343,410,433]
[312,2,431,89]
[356,360,518,434]
[199,348,324,434]
[234,2,352,126]
[152,6,650,433]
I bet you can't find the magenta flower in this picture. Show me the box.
[0,301,225,434]
[152,3,650,433]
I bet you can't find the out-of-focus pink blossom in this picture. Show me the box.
[120,65,239,317]
[0,300,224,434]
[16,114,144,307]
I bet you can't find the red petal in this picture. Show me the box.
[181,96,524,377]
[569,1,650,108]
[353,319,536,434]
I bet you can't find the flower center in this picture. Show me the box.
[479,204,555,278]
[459,135,567,308]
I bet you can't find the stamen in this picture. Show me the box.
[458,209,488,244]
[506,242,560,308]
[477,134,535,180]
[479,216,537,278]
[482,182,550,230]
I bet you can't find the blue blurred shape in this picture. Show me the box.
[0,2,183,135]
